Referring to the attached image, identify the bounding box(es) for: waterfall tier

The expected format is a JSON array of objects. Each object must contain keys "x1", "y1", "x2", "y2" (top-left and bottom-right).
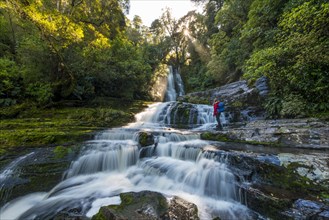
[{"x1": 0, "y1": 101, "x2": 257, "y2": 220}]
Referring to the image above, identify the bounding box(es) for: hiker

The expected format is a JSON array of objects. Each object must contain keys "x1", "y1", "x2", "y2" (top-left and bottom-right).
[{"x1": 213, "y1": 98, "x2": 223, "y2": 130}]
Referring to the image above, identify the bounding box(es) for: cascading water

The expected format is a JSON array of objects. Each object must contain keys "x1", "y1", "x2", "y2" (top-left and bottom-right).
[
  {"x1": 165, "y1": 66, "x2": 185, "y2": 101},
  {"x1": 0, "y1": 101, "x2": 262, "y2": 220},
  {"x1": 0, "y1": 153, "x2": 35, "y2": 204}
]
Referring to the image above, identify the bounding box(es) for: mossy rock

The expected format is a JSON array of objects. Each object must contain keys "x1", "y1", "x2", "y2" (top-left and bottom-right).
[
  {"x1": 137, "y1": 132, "x2": 155, "y2": 147},
  {"x1": 92, "y1": 191, "x2": 199, "y2": 220},
  {"x1": 92, "y1": 191, "x2": 168, "y2": 220},
  {"x1": 168, "y1": 103, "x2": 198, "y2": 127},
  {"x1": 255, "y1": 161, "x2": 328, "y2": 198},
  {"x1": 200, "y1": 132, "x2": 231, "y2": 142}
]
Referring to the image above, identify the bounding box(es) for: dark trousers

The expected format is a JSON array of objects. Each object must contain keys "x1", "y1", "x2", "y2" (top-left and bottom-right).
[{"x1": 215, "y1": 113, "x2": 222, "y2": 129}]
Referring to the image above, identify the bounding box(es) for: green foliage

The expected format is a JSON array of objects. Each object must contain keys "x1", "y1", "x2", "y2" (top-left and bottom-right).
[
  {"x1": 0, "y1": 99, "x2": 148, "y2": 155},
  {"x1": 53, "y1": 146, "x2": 72, "y2": 159},
  {"x1": 0, "y1": 103, "x2": 29, "y2": 119},
  {"x1": 244, "y1": 1, "x2": 329, "y2": 117},
  {"x1": 26, "y1": 82, "x2": 53, "y2": 106},
  {"x1": 264, "y1": 96, "x2": 282, "y2": 119},
  {"x1": 80, "y1": 37, "x2": 152, "y2": 99},
  {"x1": 1, "y1": 0, "x2": 327, "y2": 120},
  {"x1": 0, "y1": 58, "x2": 23, "y2": 106},
  {"x1": 0, "y1": 0, "x2": 157, "y2": 105},
  {"x1": 206, "y1": 0, "x2": 253, "y2": 86},
  {"x1": 265, "y1": 94, "x2": 308, "y2": 119},
  {"x1": 240, "y1": 0, "x2": 286, "y2": 51},
  {"x1": 280, "y1": 94, "x2": 307, "y2": 118}
]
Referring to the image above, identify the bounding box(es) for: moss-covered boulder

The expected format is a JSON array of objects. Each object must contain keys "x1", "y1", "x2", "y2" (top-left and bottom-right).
[
  {"x1": 201, "y1": 118, "x2": 329, "y2": 149},
  {"x1": 179, "y1": 80, "x2": 267, "y2": 123},
  {"x1": 137, "y1": 132, "x2": 155, "y2": 147},
  {"x1": 167, "y1": 102, "x2": 198, "y2": 128},
  {"x1": 91, "y1": 191, "x2": 199, "y2": 220}
]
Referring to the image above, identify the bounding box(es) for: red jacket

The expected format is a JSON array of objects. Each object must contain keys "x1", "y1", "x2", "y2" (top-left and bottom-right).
[{"x1": 213, "y1": 101, "x2": 219, "y2": 116}]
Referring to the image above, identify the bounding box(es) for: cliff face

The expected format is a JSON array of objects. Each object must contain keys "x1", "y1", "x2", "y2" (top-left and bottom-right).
[{"x1": 179, "y1": 78, "x2": 269, "y2": 123}]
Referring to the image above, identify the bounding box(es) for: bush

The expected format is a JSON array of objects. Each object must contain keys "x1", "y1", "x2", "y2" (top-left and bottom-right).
[
  {"x1": 26, "y1": 82, "x2": 53, "y2": 106},
  {"x1": 264, "y1": 96, "x2": 282, "y2": 119},
  {"x1": 280, "y1": 94, "x2": 307, "y2": 118},
  {"x1": 265, "y1": 94, "x2": 307, "y2": 119},
  {"x1": 0, "y1": 58, "x2": 23, "y2": 106}
]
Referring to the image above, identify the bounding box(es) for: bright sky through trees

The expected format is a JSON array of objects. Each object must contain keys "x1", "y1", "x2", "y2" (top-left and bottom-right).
[{"x1": 128, "y1": 0, "x2": 201, "y2": 26}]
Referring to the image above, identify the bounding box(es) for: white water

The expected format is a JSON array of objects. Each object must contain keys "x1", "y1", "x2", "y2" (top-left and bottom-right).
[
  {"x1": 165, "y1": 66, "x2": 185, "y2": 101},
  {"x1": 0, "y1": 152, "x2": 34, "y2": 182},
  {"x1": 173, "y1": 67, "x2": 185, "y2": 97},
  {"x1": 0, "y1": 102, "x2": 258, "y2": 220}
]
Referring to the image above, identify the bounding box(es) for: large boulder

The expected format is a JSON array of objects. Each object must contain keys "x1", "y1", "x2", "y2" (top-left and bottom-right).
[
  {"x1": 91, "y1": 191, "x2": 199, "y2": 220},
  {"x1": 197, "y1": 146, "x2": 329, "y2": 219},
  {"x1": 179, "y1": 80, "x2": 267, "y2": 123},
  {"x1": 283, "y1": 199, "x2": 329, "y2": 219},
  {"x1": 203, "y1": 118, "x2": 329, "y2": 149},
  {"x1": 137, "y1": 131, "x2": 155, "y2": 147}
]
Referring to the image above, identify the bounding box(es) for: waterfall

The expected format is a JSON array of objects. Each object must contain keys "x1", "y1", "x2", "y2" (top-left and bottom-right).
[
  {"x1": 174, "y1": 67, "x2": 185, "y2": 97},
  {"x1": 165, "y1": 66, "x2": 185, "y2": 101},
  {"x1": 0, "y1": 153, "x2": 34, "y2": 182},
  {"x1": 0, "y1": 102, "x2": 259, "y2": 220},
  {"x1": 126, "y1": 101, "x2": 227, "y2": 130},
  {"x1": 0, "y1": 153, "x2": 35, "y2": 204}
]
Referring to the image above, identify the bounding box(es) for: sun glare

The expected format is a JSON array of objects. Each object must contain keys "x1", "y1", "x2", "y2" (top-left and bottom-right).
[{"x1": 183, "y1": 29, "x2": 190, "y2": 37}]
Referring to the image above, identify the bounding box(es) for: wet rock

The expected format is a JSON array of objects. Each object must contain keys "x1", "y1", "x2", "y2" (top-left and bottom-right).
[
  {"x1": 198, "y1": 146, "x2": 329, "y2": 219},
  {"x1": 278, "y1": 153, "x2": 329, "y2": 184},
  {"x1": 216, "y1": 118, "x2": 329, "y2": 149},
  {"x1": 242, "y1": 185, "x2": 292, "y2": 219},
  {"x1": 282, "y1": 199, "x2": 329, "y2": 219},
  {"x1": 180, "y1": 80, "x2": 266, "y2": 123},
  {"x1": 0, "y1": 147, "x2": 77, "y2": 206},
  {"x1": 91, "y1": 191, "x2": 199, "y2": 220},
  {"x1": 168, "y1": 102, "x2": 199, "y2": 128},
  {"x1": 53, "y1": 208, "x2": 88, "y2": 220},
  {"x1": 137, "y1": 131, "x2": 155, "y2": 147},
  {"x1": 255, "y1": 76, "x2": 269, "y2": 97},
  {"x1": 166, "y1": 196, "x2": 199, "y2": 220}
]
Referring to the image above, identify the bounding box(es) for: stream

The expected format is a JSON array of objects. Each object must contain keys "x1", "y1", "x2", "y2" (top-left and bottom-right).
[
  {"x1": 1, "y1": 67, "x2": 328, "y2": 219},
  {"x1": 0, "y1": 101, "x2": 262, "y2": 220}
]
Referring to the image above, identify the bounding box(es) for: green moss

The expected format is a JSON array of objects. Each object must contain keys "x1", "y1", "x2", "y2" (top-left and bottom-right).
[
  {"x1": 257, "y1": 162, "x2": 328, "y2": 199},
  {"x1": 0, "y1": 99, "x2": 149, "y2": 156},
  {"x1": 320, "y1": 192, "x2": 329, "y2": 205},
  {"x1": 120, "y1": 193, "x2": 134, "y2": 207},
  {"x1": 231, "y1": 101, "x2": 243, "y2": 108},
  {"x1": 53, "y1": 146, "x2": 72, "y2": 159},
  {"x1": 183, "y1": 96, "x2": 209, "y2": 105},
  {"x1": 200, "y1": 132, "x2": 284, "y2": 147},
  {"x1": 1, "y1": 161, "x2": 70, "y2": 204},
  {"x1": 310, "y1": 112, "x2": 329, "y2": 121},
  {"x1": 200, "y1": 132, "x2": 230, "y2": 142},
  {"x1": 92, "y1": 191, "x2": 169, "y2": 220},
  {"x1": 138, "y1": 132, "x2": 149, "y2": 147}
]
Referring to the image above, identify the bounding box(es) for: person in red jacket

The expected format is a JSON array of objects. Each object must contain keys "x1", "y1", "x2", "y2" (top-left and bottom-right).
[{"x1": 213, "y1": 98, "x2": 223, "y2": 130}]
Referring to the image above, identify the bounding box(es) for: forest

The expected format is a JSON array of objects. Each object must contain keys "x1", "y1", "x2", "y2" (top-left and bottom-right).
[
  {"x1": 1, "y1": 0, "x2": 328, "y2": 118},
  {"x1": 0, "y1": 1, "x2": 329, "y2": 218}
]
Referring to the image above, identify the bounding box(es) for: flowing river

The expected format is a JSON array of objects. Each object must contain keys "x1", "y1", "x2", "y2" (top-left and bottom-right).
[
  {"x1": 0, "y1": 101, "x2": 264, "y2": 220},
  {"x1": 1, "y1": 67, "x2": 328, "y2": 220},
  {"x1": 0, "y1": 67, "x2": 268, "y2": 219}
]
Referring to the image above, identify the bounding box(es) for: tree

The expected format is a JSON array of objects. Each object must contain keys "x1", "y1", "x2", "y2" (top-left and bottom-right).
[
  {"x1": 206, "y1": 0, "x2": 252, "y2": 86},
  {"x1": 240, "y1": 0, "x2": 287, "y2": 54},
  {"x1": 244, "y1": 0, "x2": 329, "y2": 116}
]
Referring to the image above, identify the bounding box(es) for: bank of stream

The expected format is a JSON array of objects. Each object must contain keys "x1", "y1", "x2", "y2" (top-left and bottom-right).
[
  {"x1": 1, "y1": 75, "x2": 328, "y2": 219},
  {"x1": 0, "y1": 101, "x2": 328, "y2": 220}
]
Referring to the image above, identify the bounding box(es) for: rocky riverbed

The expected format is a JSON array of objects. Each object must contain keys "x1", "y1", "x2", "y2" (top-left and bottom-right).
[{"x1": 1, "y1": 80, "x2": 328, "y2": 219}]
